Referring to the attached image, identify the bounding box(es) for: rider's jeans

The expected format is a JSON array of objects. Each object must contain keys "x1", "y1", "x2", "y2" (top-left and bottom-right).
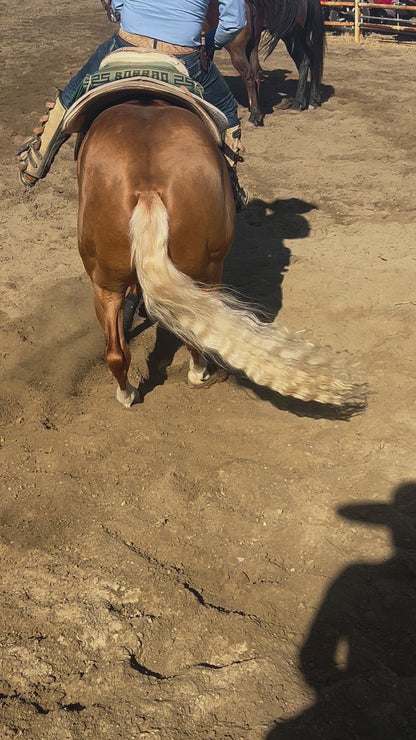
[
  {"x1": 178, "y1": 51, "x2": 239, "y2": 127},
  {"x1": 60, "y1": 33, "x2": 130, "y2": 108},
  {"x1": 59, "y1": 33, "x2": 239, "y2": 128}
]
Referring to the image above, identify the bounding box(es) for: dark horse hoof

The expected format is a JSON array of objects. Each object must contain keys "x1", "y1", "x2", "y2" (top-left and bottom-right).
[
  {"x1": 290, "y1": 101, "x2": 304, "y2": 113},
  {"x1": 248, "y1": 113, "x2": 264, "y2": 126}
]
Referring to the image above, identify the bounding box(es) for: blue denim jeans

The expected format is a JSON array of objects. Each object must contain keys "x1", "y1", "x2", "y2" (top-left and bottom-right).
[
  {"x1": 60, "y1": 33, "x2": 129, "y2": 107},
  {"x1": 178, "y1": 51, "x2": 239, "y2": 127},
  {"x1": 60, "y1": 33, "x2": 238, "y2": 127}
]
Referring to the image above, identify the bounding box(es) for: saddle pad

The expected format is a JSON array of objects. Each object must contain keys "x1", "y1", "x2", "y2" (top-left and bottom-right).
[
  {"x1": 63, "y1": 77, "x2": 228, "y2": 144},
  {"x1": 75, "y1": 48, "x2": 203, "y2": 100},
  {"x1": 100, "y1": 48, "x2": 192, "y2": 76}
]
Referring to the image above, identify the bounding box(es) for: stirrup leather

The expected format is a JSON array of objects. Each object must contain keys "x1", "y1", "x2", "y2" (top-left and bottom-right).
[
  {"x1": 227, "y1": 164, "x2": 249, "y2": 214},
  {"x1": 223, "y1": 125, "x2": 248, "y2": 213}
]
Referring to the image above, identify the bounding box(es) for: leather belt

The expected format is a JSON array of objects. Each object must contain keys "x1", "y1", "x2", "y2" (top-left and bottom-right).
[{"x1": 119, "y1": 29, "x2": 197, "y2": 56}]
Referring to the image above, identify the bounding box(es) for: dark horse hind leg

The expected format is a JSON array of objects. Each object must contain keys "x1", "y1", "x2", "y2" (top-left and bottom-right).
[
  {"x1": 294, "y1": 49, "x2": 321, "y2": 110},
  {"x1": 284, "y1": 20, "x2": 322, "y2": 111},
  {"x1": 226, "y1": 12, "x2": 264, "y2": 127},
  {"x1": 308, "y1": 63, "x2": 322, "y2": 109},
  {"x1": 284, "y1": 36, "x2": 309, "y2": 112},
  {"x1": 227, "y1": 37, "x2": 264, "y2": 126},
  {"x1": 292, "y1": 54, "x2": 310, "y2": 111}
]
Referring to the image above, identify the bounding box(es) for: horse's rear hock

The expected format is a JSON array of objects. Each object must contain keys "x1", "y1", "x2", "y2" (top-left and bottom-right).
[{"x1": 92, "y1": 284, "x2": 140, "y2": 408}]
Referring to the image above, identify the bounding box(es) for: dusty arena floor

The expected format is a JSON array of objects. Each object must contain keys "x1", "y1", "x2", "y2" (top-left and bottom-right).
[{"x1": 1, "y1": 2, "x2": 416, "y2": 737}]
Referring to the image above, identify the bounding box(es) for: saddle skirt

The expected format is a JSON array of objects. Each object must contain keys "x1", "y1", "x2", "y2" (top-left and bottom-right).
[{"x1": 62, "y1": 48, "x2": 228, "y2": 146}]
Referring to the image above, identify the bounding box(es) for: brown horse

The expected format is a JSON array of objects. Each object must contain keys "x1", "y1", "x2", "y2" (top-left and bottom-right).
[
  {"x1": 207, "y1": 0, "x2": 325, "y2": 126},
  {"x1": 76, "y1": 98, "x2": 364, "y2": 410}
]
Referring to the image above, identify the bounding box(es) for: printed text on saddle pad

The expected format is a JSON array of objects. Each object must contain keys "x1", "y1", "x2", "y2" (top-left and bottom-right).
[{"x1": 76, "y1": 62, "x2": 203, "y2": 100}]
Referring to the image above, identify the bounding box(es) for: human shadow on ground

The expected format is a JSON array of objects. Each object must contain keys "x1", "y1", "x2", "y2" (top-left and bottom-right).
[
  {"x1": 266, "y1": 481, "x2": 416, "y2": 740},
  {"x1": 224, "y1": 67, "x2": 334, "y2": 119},
  {"x1": 128, "y1": 196, "x2": 315, "y2": 401}
]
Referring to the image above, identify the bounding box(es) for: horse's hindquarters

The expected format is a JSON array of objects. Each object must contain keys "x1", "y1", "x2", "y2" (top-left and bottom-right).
[
  {"x1": 78, "y1": 101, "x2": 234, "y2": 284},
  {"x1": 76, "y1": 100, "x2": 236, "y2": 405}
]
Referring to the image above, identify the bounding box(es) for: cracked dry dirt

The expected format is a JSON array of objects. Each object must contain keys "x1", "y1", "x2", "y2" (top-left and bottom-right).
[{"x1": 1, "y1": 2, "x2": 416, "y2": 738}]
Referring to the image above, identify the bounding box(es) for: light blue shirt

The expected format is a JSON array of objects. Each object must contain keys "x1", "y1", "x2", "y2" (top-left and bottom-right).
[{"x1": 111, "y1": 0, "x2": 246, "y2": 49}]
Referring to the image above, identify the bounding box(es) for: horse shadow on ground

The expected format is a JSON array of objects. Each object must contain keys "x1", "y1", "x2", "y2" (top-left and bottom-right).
[
  {"x1": 224, "y1": 67, "x2": 334, "y2": 118},
  {"x1": 265, "y1": 481, "x2": 416, "y2": 740},
  {"x1": 223, "y1": 196, "x2": 313, "y2": 316},
  {"x1": 128, "y1": 196, "x2": 317, "y2": 403}
]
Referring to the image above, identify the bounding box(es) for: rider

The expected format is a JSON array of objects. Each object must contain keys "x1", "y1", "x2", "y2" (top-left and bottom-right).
[{"x1": 17, "y1": 0, "x2": 248, "y2": 211}]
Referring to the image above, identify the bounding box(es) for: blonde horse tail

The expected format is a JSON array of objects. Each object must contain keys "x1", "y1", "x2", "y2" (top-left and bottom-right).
[{"x1": 130, "y1": 192, "x2": 366, "y2": 408}]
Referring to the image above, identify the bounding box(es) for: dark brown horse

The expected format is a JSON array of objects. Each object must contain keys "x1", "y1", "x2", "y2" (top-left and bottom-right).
[
  {"x1": 207, "y1": 0, "x2": 325, "y2": 126},
  {"x1": 76, "y1": 98, "x2": 364, "y2": 409}
]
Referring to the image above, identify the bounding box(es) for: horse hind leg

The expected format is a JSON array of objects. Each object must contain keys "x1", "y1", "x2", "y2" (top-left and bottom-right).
[
  {"x1": 308, "y1": 64, "x2": 322, "y2": 109},
  {"x1": 186, "y1": 273, "x2": 228, "y2": 389},
  {"x1": 187, "y1": 346, "x2": 210, "y2": 387},
  {"x1": 283, "y1": 37, "x2": 309, "y2": 112},
  {"x1": 290, "y1": 53, "x2": 310, "y2": 112},
  {"x1": 92, "y1": 283, "x2": 140, "y2": 407},
  {"x1": 186, "y1": 345, "x2": 228, "y2": 389},
  {"x1": 227, "y1": 33, "x2": 264, "y2": 127}
]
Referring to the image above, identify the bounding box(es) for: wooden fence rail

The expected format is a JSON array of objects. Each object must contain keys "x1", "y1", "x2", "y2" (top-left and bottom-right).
[{"x1": 320, "y1": 0, "x2": 416, "y2": 41}]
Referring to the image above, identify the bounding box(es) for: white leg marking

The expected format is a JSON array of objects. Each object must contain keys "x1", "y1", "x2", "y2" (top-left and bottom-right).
[
  {"x1": 188, "y1": 355, "x2": 210, "y2": 387},
  {"x1": 116, "y1": 379, "x2": 140, "y2": 408}
]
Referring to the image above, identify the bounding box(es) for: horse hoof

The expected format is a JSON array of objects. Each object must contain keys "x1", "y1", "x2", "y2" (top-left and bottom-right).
[
  {"x1": 187, "y1": 368, "x2": 228, "y2": 389},
  {"x1": 116, "y1": 381, "x2": 140, "y2": 407},
  {"x1": 248, "y1": 114, "x2": 264, "y2": 127},
  {"x1": 275, "y1": 98, "x2": 293, "y2": 111}
]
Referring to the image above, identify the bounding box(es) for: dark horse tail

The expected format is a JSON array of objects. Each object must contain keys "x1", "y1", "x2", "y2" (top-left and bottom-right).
[{"x1": 255, "y1": 0, "x2": 326, "y2": 84}]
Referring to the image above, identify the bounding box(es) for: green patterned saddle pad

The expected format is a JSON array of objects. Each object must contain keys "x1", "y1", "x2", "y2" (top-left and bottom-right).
[{"x1": 75, "y1": 49, "x2": 203, "y2": 101}]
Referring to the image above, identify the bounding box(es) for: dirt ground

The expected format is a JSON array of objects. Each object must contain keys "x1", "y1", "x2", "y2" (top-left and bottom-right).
[{"x1": 1, "y1": 2, "x2": 416, "y2": 738}]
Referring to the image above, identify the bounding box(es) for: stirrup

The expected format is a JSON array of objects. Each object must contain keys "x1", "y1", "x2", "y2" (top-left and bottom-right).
[
  {"x1": 16, "y1": 96, "x2": 69, "y2": 187},
  {"x1": 228, "y1": 166, "x2": 249, "y2": 213}
]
